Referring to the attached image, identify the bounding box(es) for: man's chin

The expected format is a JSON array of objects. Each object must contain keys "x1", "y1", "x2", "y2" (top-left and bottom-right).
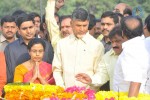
[
  {"x1": 26, "y1": 37, "x2": 34, "y2": 40},
  {"x1": 102, "y1": 33, "x2": 109, "y2": 37},
  {"x1": 62, "y1": 33, "x2": 70, "y2": 38},
  {"x1": 6, "y1": 36, "x2": 14, "y2": 39},
  {"x1": 76, "y1": 34, "x2": 85, "y2": 39},
  {"x1": 113, "y1": 49, "x2": 121, "y2": 55}
]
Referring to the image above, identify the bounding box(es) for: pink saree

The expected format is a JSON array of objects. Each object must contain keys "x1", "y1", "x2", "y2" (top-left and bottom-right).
[{"x1": 23, "y1": 62, "x2": 55, "y2": 85}]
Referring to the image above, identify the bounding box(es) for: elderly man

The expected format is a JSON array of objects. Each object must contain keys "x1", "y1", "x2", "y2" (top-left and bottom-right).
[
  {"x1": 52, "y1": 8, "x2": 104, "y2": 91},
  {"x1": 113, "y1": 3, "x2": 132, "y2": 16},
  {"x1": 113, "y1": 16, "x2": 149, "y2": 97},
  {"x1": 45, "y1": 0, "x2": 73, "y2": 49}
]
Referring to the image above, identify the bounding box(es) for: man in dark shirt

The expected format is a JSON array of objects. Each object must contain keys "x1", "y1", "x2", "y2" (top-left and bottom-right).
[
  {"x1": 4, "y1": 14, "x2": 54, "y2": 83},
  {"x1": 100, "y1": 11, "x2": 119, "y2": 53},
  {"x1": 99, "y1": 11, "x2": 119, "y2": 91}
]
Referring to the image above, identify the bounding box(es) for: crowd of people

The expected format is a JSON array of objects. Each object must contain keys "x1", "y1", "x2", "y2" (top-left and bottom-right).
[{"x1": 0, "y1": 0, "x2": 150, "y2": 98}]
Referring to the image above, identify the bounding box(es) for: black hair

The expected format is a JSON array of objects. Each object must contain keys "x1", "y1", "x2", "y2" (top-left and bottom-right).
[
  {"x1": 59, "y1": 15, "x2": 72, "y2": 30},
  {"x1": 60, "y1": 15, "x2": 71, "y2": 24},
  {"x1": 115, "y1": 13, "x2": 123, "y2": 24},
  {"x1": 17, "y1": 14, "x2": 34, "y2": 28},
  {"x1": 96, "y1": 19, "x2": 101, "y2": 23},
  {"x1": 42, "y1": 14, "x2": 46, "y2": 23},
  {"x1": 12, "y1": 10, "x2": 26, "y2": 16},
  {"x1": 88, "y1": 14, "x2": 96, "y2": 30},
  {"x1": 40, "y1": 23, "x2": 44, "y2": 32},
  {"x1": 121, "y1": 16, "x2": 143, "y2": 39},
  {"x1": 29, "y1": 12, "x2": 41, "y2": 22},
  {"x1": 12, "y1": 10, "x2": 26, "y2": 22},
  {"x1": 55, "y1": 13, "x2": 60, "y2": 22},
  {"x1": 123, "y1": 7, "x2": 132, "y2": 16},
  {"x1": 116, "y1": 13, "x2": 123, "y2": 18},
  {"x1": 28, "y1": 38, "x2": 46, "y2": 51},
  {"x1": 145, "y1": 14, "x2": 150, "y2": 32},
  {"x1": 109, "y1": 25, "x2": 122, "y2": 39},
  {"x1": 72, "y1": 8, "x2": 89, "y2": 21},
  {"x1": 1, "y1": 15, "x2": 16, "y2": 26},
  {"x1": 101, "y1": 11, "x2": 119, "y2": 24}
]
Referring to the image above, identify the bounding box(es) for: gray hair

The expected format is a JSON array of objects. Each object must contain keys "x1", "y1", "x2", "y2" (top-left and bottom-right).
[{"x1": 71, "y1": 8, "x2": 89, "y2": 21}]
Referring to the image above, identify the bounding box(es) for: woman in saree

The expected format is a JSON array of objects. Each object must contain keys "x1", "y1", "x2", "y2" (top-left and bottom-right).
[
  {"x1": 0, "y1": 52, "x2": 6, "y2": 96},
  {"x1": 14, "y1": 38, "x2": 55, "y2": 84}
]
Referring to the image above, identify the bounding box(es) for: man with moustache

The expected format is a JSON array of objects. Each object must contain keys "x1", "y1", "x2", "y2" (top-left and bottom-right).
[
  {"x1": 45, "y1": 0, "x2": 73, "y2": 49},
  {"x1": 60, "y1": 15, "x2": 73, "y2": 38},
  {"x1": 94, "y1": 19, "x2": 103, "y2": 40},
  {"x1": 113, "y1": 16, "x2": 149, "y2": 97},
  {"x1": 100, "y1": 11, "x2": 119, "y2": 53},
  {"x1": 76, "y1": 25, "x2": 125, "y2": 90},
  {"x1": 98, "y1": 11, "x2": 119, "y2": 90},
  {"x1": 0, "y1": 15, "x2": 18, "y2": 52}
]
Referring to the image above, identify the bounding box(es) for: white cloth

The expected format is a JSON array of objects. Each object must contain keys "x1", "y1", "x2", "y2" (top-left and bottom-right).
[
  {"x1": 144, "y1": 37, "x2": 150, "y2": 94},
  {"x1": 91, "y1": 49, "x2": 118, "y2": 90},
  {"x1": 113, "y1": 36, "x2": 150, "y2": 93},
  {"x1": 52, "y1": 32, "x2": 104, "y2": 91}
]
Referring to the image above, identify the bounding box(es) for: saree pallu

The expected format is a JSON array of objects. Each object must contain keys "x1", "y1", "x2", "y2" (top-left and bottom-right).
[
  {"x1": 23, "y1": 62, "x2": 55, "y2": 84},
  {"x1": 0, "y1": 52, "x2": 6, "y2": 96},
  {"x1": 14, "y1": 62, "x2": 55, "y2": 85}
]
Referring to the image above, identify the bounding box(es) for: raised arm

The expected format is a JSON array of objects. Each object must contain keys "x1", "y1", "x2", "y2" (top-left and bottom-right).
[{"x1": 45, "y1": 0, "x2": 64, "y2": 49}]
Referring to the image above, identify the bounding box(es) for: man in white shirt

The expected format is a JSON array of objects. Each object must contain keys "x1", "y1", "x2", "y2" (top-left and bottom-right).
[
  {"x1": 52, "y1": 8, "x2": 104, "y2": 91},
  {"x1": 75, "y1": 25, "x2": 125, "y2": 90},
  {"x1": 143, "y1": 14, "x2": 150, "y2": 94},
  {"x1": 113, "y1": 16, "x2": 149, "y2": 97},
  {"x1": 45, "y1": 0, "x2": 73, "y2": 49}
]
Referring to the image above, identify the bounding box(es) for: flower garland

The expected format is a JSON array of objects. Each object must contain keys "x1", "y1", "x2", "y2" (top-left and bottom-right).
[
  {"x1": 4, "y1": 83, "x2": 150, "y2": 100},
  {"x1": 4, "y1": 83, "x2": 64, "y2": 100},
  {"x1": 41, "y1": 86, "x2": 95, "y2": 100},
  {"x1": 95, "y1": 91, "x2": 150, "y2": 100}
]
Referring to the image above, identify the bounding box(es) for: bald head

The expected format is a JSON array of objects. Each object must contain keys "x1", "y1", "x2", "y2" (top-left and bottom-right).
[
  {"x1": 114, "y1": 3, "x2": 131, "y2": 15},
  {"x1": 121, "y1": 16, "x2": 143, "y2": 39},
  {"x1": 126, "y1": 18, "x2": 140, "y2": 30}
]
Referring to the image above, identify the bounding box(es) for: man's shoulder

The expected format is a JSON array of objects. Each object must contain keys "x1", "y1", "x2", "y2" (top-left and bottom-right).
[
  {"x1": 57, "y1": 35, "x2": 72, "y2": 44},
  {"x1": 5, "y1": 39, "x2": 20, "y2": 49},
  {"x1": 89, "y1": 34, "x2": 103, "y2": 44},
  {"x1": 43, "y1": 39, "x2": 51, "y2": 45},
  {"x1": 104, "y1": 49, "x2": 117, "y2": 59},
  {"x1": 105, "y1": 49, "x2": 115, "y2": 55},
  {"x1": 90, "y1": 37, "x2": 104, "y2": 49}
]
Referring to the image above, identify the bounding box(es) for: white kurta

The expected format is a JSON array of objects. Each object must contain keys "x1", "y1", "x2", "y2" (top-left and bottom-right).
[
  {"x1": 144, "y1": 37, "x2": 150, "y2": 94},
  {"x1": 52, "y1": 32, "x2": 104, "y2": 91},
  {"x1": 113, "y1": 36, "x2": 150, "y2": 93},
  {"x1": 91, "y1": 49, "x2": 118, "y2": 90}
]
